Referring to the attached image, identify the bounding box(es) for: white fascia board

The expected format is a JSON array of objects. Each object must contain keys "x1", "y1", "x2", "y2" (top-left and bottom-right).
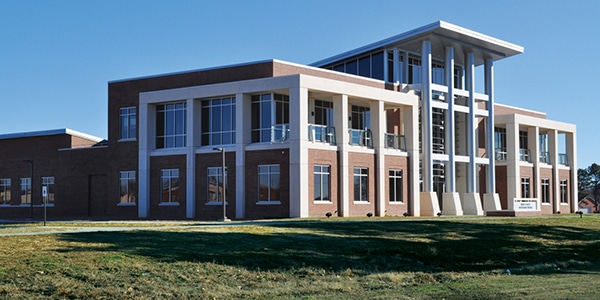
[
  {"x1": 0, "y1": 128, "x2": 104, "y2": 142},
  {"x1": 495, "y1": 102, "x2": 546, "y2": 118},
  {"x1": 495, "y1": 113, "x2": 576, "y2": 133}
]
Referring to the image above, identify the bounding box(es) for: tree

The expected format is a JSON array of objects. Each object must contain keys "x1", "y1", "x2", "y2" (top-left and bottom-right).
[{"x1": 578, "y1": 163, "x2": 600, "y2": 212}]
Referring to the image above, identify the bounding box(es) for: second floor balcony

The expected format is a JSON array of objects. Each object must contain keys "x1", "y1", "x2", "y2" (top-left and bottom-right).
[
  {"x1": 519, "y1": 149, "x2": 530, "y2": 162},
  {"x1": 349, "y1": 129, "x2": 372, "y2": 148},
  {"x1": 308, "y1": 124, "x2": 336, "y2": 145},
  {"x1": 271, "y1": 124, "x2": 290, "y2": 143},
  {"x1": 384, "y1": 133, "x2": 406, "y2": 151}
]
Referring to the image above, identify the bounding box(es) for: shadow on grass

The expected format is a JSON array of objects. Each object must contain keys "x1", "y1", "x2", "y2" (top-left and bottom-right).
[{"x1": 57, "y1": 219, "x2": 600, "y2": 275}]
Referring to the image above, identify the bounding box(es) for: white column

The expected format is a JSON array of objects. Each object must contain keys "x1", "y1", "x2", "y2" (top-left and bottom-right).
[
  {"x1": 549, "y1": 129, "x2": 560, "y2": 212},
  {"x1": 529, "y1": 126, "x2": 540, "y2": 203},
  {"x1": 445, "y1": 46, "x2": 456, "y2": 192},
  {"x1": 335, "y1": 94, "x2": 350, "y2": 216},
  {"x1": 383, "y1": 50, "x2": 389, "y2": 83},
  {"x1": 185, "y1": 98, "x2": 196, "y2": 218},
  {"x1": 289, "y1": 86, "x2": 309, "y2": 218},
  {"x1": 404, "y1": 104, "x2": 420, "y2": 216},
  {"x1": 371, "y1": 100, "x2": 386, "y2": 216},
  {"x1": 421, "y1": 40, "x2": 433, "y2": 192},
  {"x1": 138, "y1": 102, "x2": 152, "y2": 218},
  {"x1": 466, "y1": 52, "x2": 477, "y2": 193},
  {"x1": 567, "y1": 132, "x2": 577, "y2": 213},
  {"x1": 402, "y1": 51, "x2": 409, "y2": 85},
  {"x1": 506, "y1": 118, "x2": 520, "y2": 210},
  {"x1": 485, "y1": 58, "x2": 496, "y2": 194},
  {"x1": 235, "y1": 93, "x2": 248, "y2": 219}
]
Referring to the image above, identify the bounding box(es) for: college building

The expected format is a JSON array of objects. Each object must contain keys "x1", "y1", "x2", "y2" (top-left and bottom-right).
[{"x1": 0, "y1": 21, "x2": 577, "y2": 220}]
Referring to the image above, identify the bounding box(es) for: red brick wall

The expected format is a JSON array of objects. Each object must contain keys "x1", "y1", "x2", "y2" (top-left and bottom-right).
[
  {"x1": 307, "y1": 149, "x2": 338, "y2": 217},
  {"x1": 244, "y1": 149, "x2": 290, "y2": 219},
  {"x1": 539, "y1": 168, "x2": 554, "y2": 214},
  {"x1": 495, "y1": 166, "x2": 508, "y2": 209},
  {"x1": 559, "y1": 169, "x2": 572, "y2": 213}
]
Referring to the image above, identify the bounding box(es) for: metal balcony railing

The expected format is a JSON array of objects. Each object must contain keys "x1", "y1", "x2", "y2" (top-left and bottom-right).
[
  {"x1": 539, "y1": 151, "x2": 551, "y2": 164},
  {"x1": 384, "y1": 133, "x2": 406, "y2": 151},
  {"x1": 308, "y1": 125, "x2": 336, "y2": 145},
  {"x1": 558, "y1": 153, "x2": 568, "y2": 166},
  {"x1": 495, "y1": 148, "x2": 507, "y2": 161},
  {"x1": 349, "y1": 129, "x2": 372, "y2": 148},
  {"x1": 519, "y1": 149, "x2": 531, "y2": 162},
  {"x1": 271, "y1": 124, "x2": 290, "y2": 142}
]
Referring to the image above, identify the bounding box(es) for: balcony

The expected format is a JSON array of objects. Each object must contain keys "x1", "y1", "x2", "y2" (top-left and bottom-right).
[
  {"x1": 558, "y1": 153, "x2": 568, "y2": 166},
  {"x1": 495, "y1": 148, "x2": 507, "y2": 161},
  {"x1": 349, "y1": 129, "x2": 372, "y2": 148},
  {"x1": 539, "y1": 151, "x2": 551, "y2": 164},
  {"x1": 271, "y1": 124, "x2": 290, "y2": 142},
  {"x1": 384, "y1": 133, "x2": 406, "y2": 151},
  {"x1": 519, "y1": 149, "x2": 531, "y2": 162},
  {"x1": 308, "y1": 125, "x2": 336, "y2": 145}
]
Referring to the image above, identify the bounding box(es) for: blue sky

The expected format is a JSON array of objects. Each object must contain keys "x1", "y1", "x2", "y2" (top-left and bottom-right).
[{"x1": 1, "y1": 0, "x2": 598, "y2": 167}]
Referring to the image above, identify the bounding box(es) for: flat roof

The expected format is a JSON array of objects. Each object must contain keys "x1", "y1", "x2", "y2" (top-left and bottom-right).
[
  {"x1": 0, "y1": 128, "x2": 104, "y2": 142},
  {"x1": 312, "y1": 20, "x2": 524, "y2": 67}
]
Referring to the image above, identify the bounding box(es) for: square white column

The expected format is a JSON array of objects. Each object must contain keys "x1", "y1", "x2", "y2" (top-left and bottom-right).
[{"x1": 289, "y1": 86, "x2": 309, "y2": 218}]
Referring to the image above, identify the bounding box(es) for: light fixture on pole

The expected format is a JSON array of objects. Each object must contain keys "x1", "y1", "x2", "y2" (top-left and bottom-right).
[{"x1": 213, "y1": 147, "x2": 229, "y2": 221}]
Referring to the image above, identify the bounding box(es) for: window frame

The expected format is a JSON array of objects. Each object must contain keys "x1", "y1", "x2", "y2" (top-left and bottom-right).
[
  {"x1": 251, "y1": 93, "x2": 289, "y2": 143},
  {"x1": 389, "y1": 169, "x2": 403, "y2": 203},
  {"x1": 560, "y1": 179, "x2": 568, "y2": 204},
  {"x1": 207, "y1": 166, "x2": 228, "y2": 204},
  {"x1": 201, "y1": 97, "x2": 236, "y2": 146},
  {"x1": 119, "y1": 171, "x2": 137, "y2": 205},
  {"x1": 156, "y1": 102, "x2": 187, "y2": 149},
  {"x1": 353, "y1": 167, "x2": 369, "y2": 202},
  {"x1": 20, "y1": 178, "x2": 31, "y2": 205},
  {"x1": 160, "y1": 169, "x2": 180, "y2": 205},
  {"x1": 119, "y1": 106, "x2": 137, "y2": 141},
  {"x1": 0, "y1": 178, "x2": 10, "y2": 205},
  {"x1": 521, "y1": 177, "x2": 530, "y2": 198},
  {"x1": 41, "y1": 177, "x2": 55, "y2": 206},
  {"x1": 541, "y1": 178, "x2": 550, "y2": 204},
  {"x1": 257, "y1": 164, "x2": 281, "y2": 204},
  {"x1": 313, "y1": 165, "x2": 331, "y2": 202}
]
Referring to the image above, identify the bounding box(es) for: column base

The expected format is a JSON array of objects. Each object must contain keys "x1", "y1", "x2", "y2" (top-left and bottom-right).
[
  {"x1": 483, "y1": 193, "x2": 502, "y2": 211},
  {"x1": 442, "y1": 192, "x2": 463, "y2": 216},
  {"x1": 420, "y1": 192, "x2": 441, "y2": 216},
  {"x1": 461, "y1": 193, "x2": 484, "y2": 216}
]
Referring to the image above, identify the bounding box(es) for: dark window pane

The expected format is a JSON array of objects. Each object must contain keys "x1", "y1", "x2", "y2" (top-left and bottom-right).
[
  {"x1": 359, "y1": 56, "x2": 370, "y2": 77},
  {"x1": 371, "y1": 51, "x2": 384, "y2": 80},
  {"x1": 346, "y1": 59, "x2": 358, "y2": 75}
]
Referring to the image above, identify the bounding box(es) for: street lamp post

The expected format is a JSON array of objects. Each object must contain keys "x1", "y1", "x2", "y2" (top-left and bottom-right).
[
  {"x1": 23, "y1": 160, "x2": 33, "y2": 219},
  {"x1": 213, "y1": 148, "x2": 229, "y2": 221}
]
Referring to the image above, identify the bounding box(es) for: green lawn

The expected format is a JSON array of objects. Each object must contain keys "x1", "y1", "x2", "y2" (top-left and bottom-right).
[{"x1": 1, "y1": 216, "x2": 599, "y2": 299}]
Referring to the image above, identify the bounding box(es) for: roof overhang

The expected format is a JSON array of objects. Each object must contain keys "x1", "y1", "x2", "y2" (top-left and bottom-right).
[{"x1": 312, "y1": 21, "x2": 524, "y2": 67}]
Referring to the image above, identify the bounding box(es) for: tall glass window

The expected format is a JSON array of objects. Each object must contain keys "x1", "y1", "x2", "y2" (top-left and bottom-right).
[
  {"x1": 41, "y1": 177, "x2": 55, "y2": 205},
  {"x1": 560, "y1": 179, "x2": 568, "y2": 203},
  {"x1": 351, "y1": 105, "x2": 370, "y2": 130},
  {"x1": 20, "y1": 178, "x2": 31, "y2": 205},
  {"x1": 0, "y1": 179, "x2": 10, "y2": 205},
  {"x1": 314, "y1": 100, "x2": 334, "y2": 126},
  {"x1": 353, "y1": 167, "x2": 368, "y2": 202},
  {"x1": 408, "y1": 56, "x2": 421, "y2": 84},
  {"x1": 314, "y1": 165, "x2": 330, "y2": 202},
  {"x1": 432, "y1": 62, "x2": 444, "y2": 85},
  {"x1": 494, "y1": 127, "x2": 507, "y2": 160},
  {"x1": 251, "y1": 93, "x2": 289, "y2": 143},
  {"x1": 119, "y1": 107, "x2": 137, "y2": 140},
  {"x1": 161, "y1": 169, "x2": 179, "y2": 203},
  {"x1": 389, "y1": 169, "x2": 403, "y2": 203},
  {"x1": 541, "y1": 178, "x2": 550, "y2": 204},
  {"x1": 521, "y1": 177, "x2": 530, "y2": 198},
  {"x1": 258, "y1": 165, "x2": 280, "y2": 202},
  {"x1": 207, "y1": 167, "x2": 227, "y2": 203},
  {"x1": 119, "y1": 171, "x2": 136, "y2": 204},
  {"x1": 201, "y1": 97, "x2": 236, "y2": 146},
  {"x1": 156, "y1": 103, "x2": 186, "y2": 149}
]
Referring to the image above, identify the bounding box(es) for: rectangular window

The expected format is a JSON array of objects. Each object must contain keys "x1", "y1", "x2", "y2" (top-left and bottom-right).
[
  {"x1": 251, "y1": 93, "x2": 289, "y2": 143},
  {"x1": 119, "y1": 107, "x2": 137, "y2": 140},
  {"x1": 41, "y1": 177, "x2": 55, "y2": 205},
  {"x1": 20, "y1": 178, "x2": 31, "y2": 205},
  {"x1": 160, "y1": 169, "x2": 179, "y2": 203},
  {"x1": 207, "y1": 167, "x2": 227, "y2": 203},
  {"x1": 258, "y1": 164, "x2": 280, "y2": 202},
  {"x1": 313, "y1": 165, "x2": 330, "y2": 202},
  {"x1": 0, "y1": 179, "x2": 10, "y2": 205},
  {"x1": 119, "y1": 171, "x2": 136, "y2": 204},
  {"x1": 432, "y1": 62, "x2": 444, "y2": 85},
  {"x1": 408, "y1": 56, "x2": 421, "y2": 84},
  {"x1": 541, "y1": 178, "x2": 550, "y2": 204},
  {"x1": 389, "y1": 169, "x2": 403, "y2": 203},
  {"x1": 494, "y1": 127, "x2": 507, "y2": 160},
  {"x1": 156, "y1": 102, "x2": 186, "y2": 149},
  {"x1": 201, "y1": 97, "x2": 236, "y2": 146},
  {"x1": 314, "y1": 100, "x2": 334, "y2": 126},
  {"x1": 354, "y1": 167, "x2": 368, "y2": 202},
  {"x1": 521, "y1": 177, "x2": 530, "y2": 198},
  {"x1": 560, "y1": 179, "x2": 568, "y2": 203}
]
